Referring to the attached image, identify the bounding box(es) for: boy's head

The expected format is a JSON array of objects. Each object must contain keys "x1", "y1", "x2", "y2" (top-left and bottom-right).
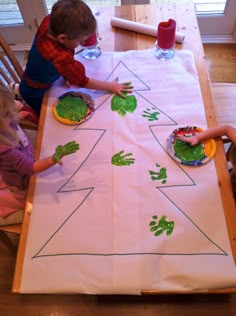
[{"x1": 49, "y1": 0, "x2": 97, "y2": 48}]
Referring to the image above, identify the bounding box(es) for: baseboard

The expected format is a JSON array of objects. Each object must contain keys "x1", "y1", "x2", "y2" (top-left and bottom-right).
[
  {"x1": 201, "y1": 34, "x2": 236, "y2": 44},
  {"x1": 4, "y1": 33, "x2": 236, "y2": 51},
  {"x1": 8, "y1": 43, "x2": 32, "y2": 51}
]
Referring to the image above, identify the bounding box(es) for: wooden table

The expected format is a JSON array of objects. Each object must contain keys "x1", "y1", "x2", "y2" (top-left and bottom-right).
[{"x1": 13, "y1": 2, "x2": 236, "y2": 294}]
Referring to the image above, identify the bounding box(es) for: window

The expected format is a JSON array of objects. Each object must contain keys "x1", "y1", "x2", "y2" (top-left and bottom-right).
[
  {"x1": 192, "y1": 0, "x2": 227, "y2": 15},
  {"x1": 0, "y1": 0, "x2": 235, "y2": 44},
  {"x1": 150, "y1": 1, "x2": 227, "y2": 15},
  {"x1": 0, "y1": 0, "x2": 23, "y2": 26},
  {"x1": 46, "y1": 0, "x2": 120, "y2": 11}
]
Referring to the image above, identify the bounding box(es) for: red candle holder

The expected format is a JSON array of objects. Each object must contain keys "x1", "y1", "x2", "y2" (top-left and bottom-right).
[
  {"x1": 83, "y1": 33, "x2": 98, "y2": 47},
  {"x1": 155, "y1": 19, "x2": 176, "y2": 60},
  {"x1": 81, "y1": 32, "x2": 101, "y2": 60}
]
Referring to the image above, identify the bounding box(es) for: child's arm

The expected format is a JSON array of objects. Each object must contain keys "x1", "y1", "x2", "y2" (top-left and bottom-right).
[
  {"x1": 177, "y1": 125, "x2": 236, "y2": 145},
  {"x1": 85, "y1": 78, "x2": 133, "y2": 98},
  {"x1": 32, "y1": 141, "x2": 79, "y2": 174}
]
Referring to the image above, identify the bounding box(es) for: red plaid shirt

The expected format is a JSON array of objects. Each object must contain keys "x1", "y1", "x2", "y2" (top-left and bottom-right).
[{"x1": 24, "y1": 15, "x2": 89, "y2": 88}]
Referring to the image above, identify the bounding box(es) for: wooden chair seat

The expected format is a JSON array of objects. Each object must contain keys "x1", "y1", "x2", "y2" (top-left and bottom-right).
[
  {"x1": 0, "y1": 211, "x2": 23, "y2": 254},
  {"x1": 0, "y1": 210, "x2": 24, "y2": 226}
]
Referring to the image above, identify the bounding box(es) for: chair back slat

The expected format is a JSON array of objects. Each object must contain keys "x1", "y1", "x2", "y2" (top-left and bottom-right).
[
  {"x1": 0, "y1": 65, "x2": 11, "y2": 84},
  {"x1": 0, "y1": 31, "x2": 24, "y2": 87},
  {"x1": 0, "y1": 51, "x2": 20, "y2": 83}
]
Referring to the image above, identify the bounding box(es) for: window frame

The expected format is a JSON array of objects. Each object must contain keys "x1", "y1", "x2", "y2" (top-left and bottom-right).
[{"x1": 0, "y1": 0, "x2": 235, "y2": 45}]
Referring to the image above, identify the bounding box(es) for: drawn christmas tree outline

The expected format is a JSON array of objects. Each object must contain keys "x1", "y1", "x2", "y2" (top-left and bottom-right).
[{"x1": 32, "y1": 59, "x2": 227, "y2": 259}]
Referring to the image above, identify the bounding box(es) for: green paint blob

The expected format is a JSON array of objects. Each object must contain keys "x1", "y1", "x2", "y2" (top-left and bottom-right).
[
  {"x1": 111, "y1": 94, "x2": 137, "y2": 116},
  {"x1": 56, "y1": 95, "x2": 88, "y2": 122},
  {"x1": 174, "y1": 139, "x2": 205, "y2": 162}
]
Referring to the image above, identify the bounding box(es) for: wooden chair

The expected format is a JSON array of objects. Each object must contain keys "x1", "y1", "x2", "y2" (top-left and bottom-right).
[
  {"x1": 0, "y1": 32, "x2": 37, "y2": 253},
  {"x1": 0, "y1": 31, "x2": 38, "y2": 130},
  {"x1": 0, "y1": 212, "x2": 23, "y2": 255}
]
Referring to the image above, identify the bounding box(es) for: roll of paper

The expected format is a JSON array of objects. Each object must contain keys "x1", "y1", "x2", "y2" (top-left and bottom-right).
[{"x1": 111, "y1": 17, "x2": 185, "y2": 44}]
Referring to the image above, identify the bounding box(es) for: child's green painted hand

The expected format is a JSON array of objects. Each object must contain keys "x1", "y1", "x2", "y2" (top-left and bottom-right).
[
  {"x1": 110, "y1": 78, "x2": 133, "y2": 98},
  {"x1": 53, "y1": 141, "x2": 80, "y2": 164}
]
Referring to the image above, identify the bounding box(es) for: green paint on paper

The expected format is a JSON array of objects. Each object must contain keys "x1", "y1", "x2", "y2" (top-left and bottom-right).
[
  {"x1": 111, "y1": 94, "x2": 137, "y2": 116},
  {"x1": 174, "y1": 139, "x2": 205, "y2": 162},
  {"x1": 111, "y1": 150, "x2": 135, "y2": 166},
  {"x1": 142, "y1": 107, "x2": 160, "y2": 121},
  {"x1": 56, "y1": 95, "x2": 87, "y2": 122},
  {"x1": 149, "y1": 215, "x2": 174, "y2": 236},
  {"x1": 149, "y1": 163, "x2": 167, "y2": 184}
]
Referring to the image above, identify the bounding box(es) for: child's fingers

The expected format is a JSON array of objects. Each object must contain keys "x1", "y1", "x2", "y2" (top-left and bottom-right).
[
  {"x1": 122, "y1": 88, "x2": 133, "y2": 94},
  {"x1": 117, "y1": 91, "x2": 125, "y2": 98},
  {"x1": 121, "y1": 84, "x2": 133, "y2": 93},
  {"x1": 122, "y1": 153, "x2": 133, "y2": 158},
  {"x1": 64, "y1": 141, "x2": 79, "y2": 148},
  {"x1": 111, "y1": 82, "x2": 133, "y2": 97},
  {"x1": 123, "y1": 82, "x2": 133, "y2": 89}
]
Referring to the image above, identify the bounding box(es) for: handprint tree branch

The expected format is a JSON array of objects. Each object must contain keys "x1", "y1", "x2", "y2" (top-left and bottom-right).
[
  {"x1": 111, "y1": 150, "x2": 135, "y2": 166},
  {"x1": 142, "y1": 107, "x2": 160, "y2": 121},
  {"x1": 149, "y1": 163, "x2": 168, "y2": 184},
  {"x1": 149, "y1": 215, "x2": 175, "y2": 236}
]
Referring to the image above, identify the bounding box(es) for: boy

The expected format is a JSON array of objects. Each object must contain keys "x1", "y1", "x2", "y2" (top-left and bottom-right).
[{"x1": 20, "y1": 0, "x2": 133, "y2": 116}]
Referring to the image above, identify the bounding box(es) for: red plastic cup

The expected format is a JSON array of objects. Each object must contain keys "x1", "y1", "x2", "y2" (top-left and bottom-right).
[
  {"x1": 157, "y1": 19, "x2": 176, "y2": 49},
  {"x1": 83, "y1": 33, "x2": 98, "y2": 47}
]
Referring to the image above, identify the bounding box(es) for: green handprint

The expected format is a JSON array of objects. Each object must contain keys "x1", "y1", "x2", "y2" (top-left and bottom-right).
[
  {"x1": 111, "y1": 150, "x2": 135, "y2": 166},
  {"x1": 52, "y1": 141, "x2": 80, "y2": 163},
  {"x1": 111, "y1": 94, "x2": 137, "y2": 116},
  {"x1": 142, "y1": 107, "x2": 160, "y2": 121},
  {"x1": 149, "y1": 163, "x2": 167, "y2": 184},
  {"x1": 149, "y1": 215, "x2": 175, "y2": 237}
]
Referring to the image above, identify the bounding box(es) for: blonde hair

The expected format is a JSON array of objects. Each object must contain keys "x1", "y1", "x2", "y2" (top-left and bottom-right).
[
  {"x1": 49, "y1": 0, "x2": 96, "y2": 39},
  {"x1": 0, "y1": 85, "x2": 19, "y2": 146}
]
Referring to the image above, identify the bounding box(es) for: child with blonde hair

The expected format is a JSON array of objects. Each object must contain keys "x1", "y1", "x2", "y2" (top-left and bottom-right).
[
  {"x1": 19, "y1": 0, "x2": 133, "y2": 116},
  {"x1": 0, "y1": 86, "x2": 79, "y2": 217}
]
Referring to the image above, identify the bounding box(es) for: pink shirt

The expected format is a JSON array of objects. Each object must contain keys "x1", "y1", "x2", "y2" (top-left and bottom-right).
[{"x1": 0, "y1": 124, "x2": 34, "y2": 191}]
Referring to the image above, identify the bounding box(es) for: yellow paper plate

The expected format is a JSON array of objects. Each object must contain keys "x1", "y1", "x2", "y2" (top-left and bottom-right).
[
  {"x1": 52, "y1": 91, "x2": 94, "y2": 125},
  {"x1": 167, "y1": 126, "x2": 216, "y2": 166}
]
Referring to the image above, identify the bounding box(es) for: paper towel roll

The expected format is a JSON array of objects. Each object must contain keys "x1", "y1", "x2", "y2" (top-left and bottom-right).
[{"x1": 111, "y1": 17, "x2": 185, "y2": 44}]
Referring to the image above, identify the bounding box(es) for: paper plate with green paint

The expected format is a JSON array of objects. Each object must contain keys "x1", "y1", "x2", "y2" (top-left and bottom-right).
[
  {"x1": 52, "y1": 91, "x2": 94, "y2": 125},
  {"x1": 167, "y1": 126, "x2": 216, "y2": 166}
]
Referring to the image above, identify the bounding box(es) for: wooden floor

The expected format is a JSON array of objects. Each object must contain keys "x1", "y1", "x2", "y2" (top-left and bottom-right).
[
  {"x1": 204, "y1": 43, "x2": 236, "y2": 83},
  {"x1": 0, "y1": 43, "x2": 236, "y2": 316}
]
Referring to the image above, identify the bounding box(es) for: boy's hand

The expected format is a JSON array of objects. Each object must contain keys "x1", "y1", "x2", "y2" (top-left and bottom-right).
[
  {"x1": 110, "y1": 78, "x2": 133, "y2": 98},
  {"x1": 53, "y1": 141, "x2": 80, "y2": 164}
]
